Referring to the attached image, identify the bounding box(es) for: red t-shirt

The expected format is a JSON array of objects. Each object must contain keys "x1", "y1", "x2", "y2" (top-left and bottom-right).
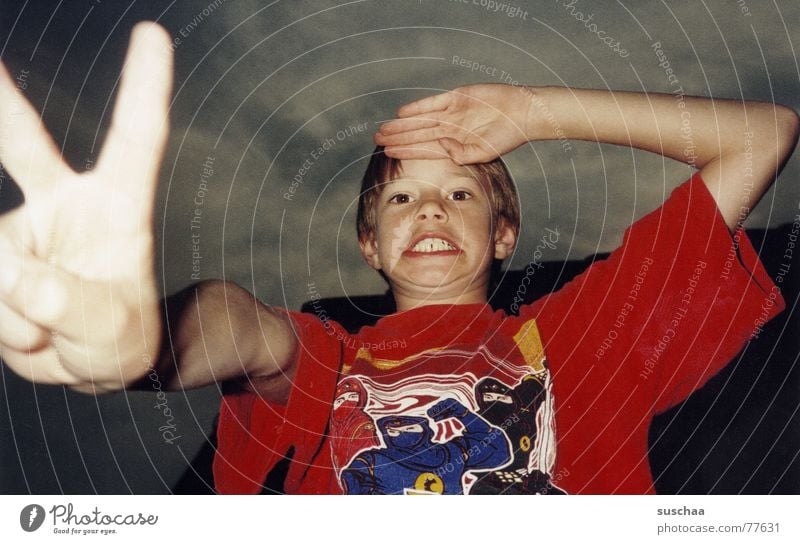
[{"x1": 213, "y1": 173, "x2": 784, "y2": 494}]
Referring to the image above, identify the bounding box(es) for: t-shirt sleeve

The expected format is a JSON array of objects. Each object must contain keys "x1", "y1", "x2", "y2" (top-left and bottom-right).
[
  {"x1": 213, "y1": 309, "x2": 345, "y2": 493},
  {"x1": 522, "y1": 172, "x2": 785, "y2": 414}
]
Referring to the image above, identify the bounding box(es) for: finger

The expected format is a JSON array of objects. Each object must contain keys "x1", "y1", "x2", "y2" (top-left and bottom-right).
[
  {"x1": 374, "y1": 126, "x2": 446, "y2": 147},
  {"x1": 378, "y1": 115, "x2": 440, "y2": 135},
  {"x1": 0, "y1": 250, "x2": 126, "y2": 342},
  {"x1": 440, "y1": 138, "x2": 494, "y2": 165},
  {"x1": 0, "y1": 62, "x2": 72, "y2": 189},
  {"x1": 0, "y1": 299, "x2": 49, "y2": 352},
  {"x1": 97, "y1": 22, "x2": 173, "y2": 187},
  {"x1": 396, "y1": 91, "x2": 452, "y2": 118},
  {"x1": 383, "y1": 141, "x2": 452, "y2": 160},
  {"x1": 439, "y1": 138, "x2": 466, "y2": 164},
  {"x1": 0, "y1": 345, "x2": 83, "y2": 386},
  {"x1": 0, "y1": 249, "x2": 155, "y2": 388}
]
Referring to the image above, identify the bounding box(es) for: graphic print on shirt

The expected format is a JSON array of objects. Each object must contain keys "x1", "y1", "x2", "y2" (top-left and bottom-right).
[
  {"x1": 340, "y1": 398, "x2": 512, "y2": 495},
  {"x1": 330, "y1": 376, "x2": 381, "y2": 472},
  {"x1": 329, "y1": 343, "x2": 563, "y2": 495},
  {"x1": 469, "y1": 376, "x2": 564, "y2": 494}
]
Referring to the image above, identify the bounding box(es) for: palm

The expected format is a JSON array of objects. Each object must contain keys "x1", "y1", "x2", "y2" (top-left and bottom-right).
[
  {"x1": 375, "y1": 84, "x2": 532, "y2": 163},
  {"x1": 19, "y1": 172, "x2": 153, "y2": 282},
  {"x1": 0, "y1": 23, "x2": 172, "y2": 389}
]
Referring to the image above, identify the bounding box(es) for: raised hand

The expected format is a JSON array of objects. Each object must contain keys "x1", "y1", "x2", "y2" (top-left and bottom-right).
[
  {"x1": 428, "y1": 398, "x2": 469, "y2": 422},
  {"x1": 0, "y1": 22, "x2": 173, "y2": 391},
  {"x1": 373, "y1": 83, "x2": 535, "y2": 164}
]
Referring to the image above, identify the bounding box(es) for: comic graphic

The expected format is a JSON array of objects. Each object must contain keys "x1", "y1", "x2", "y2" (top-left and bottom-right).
[
  {"x1": 340, "y1": 398, "x2": 511, "y2": 494},
  {"x1": 330, "y1": 340, "x2": 561, "y2": 494},
  {"x1": 469, "y1": 376, "x2": 565, "y2": 494},
  {"x1": 330, "y1": 377, "x2": 380, "y2": 473}
]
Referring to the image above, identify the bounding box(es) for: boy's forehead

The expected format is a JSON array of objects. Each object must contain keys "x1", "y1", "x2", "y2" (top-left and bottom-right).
[
  {"x1": 382, "y1": 160, "x2": 483, "y2": 186},
  {"x1": 395, "y1": 158, "x2": 473, "y2": 177},
  {"x1": 383, "y1": 173, "x2": 477, "y2": 184}
]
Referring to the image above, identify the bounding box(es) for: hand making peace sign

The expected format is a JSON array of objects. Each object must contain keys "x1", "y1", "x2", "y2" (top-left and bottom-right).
[{"x1": 0, "y1": 22, "x2": 172, "y2": 391}]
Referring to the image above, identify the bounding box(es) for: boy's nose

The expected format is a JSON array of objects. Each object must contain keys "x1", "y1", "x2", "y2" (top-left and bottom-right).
[{"x1": 415, "y1": 199, "x2": 448, "y2": 222}]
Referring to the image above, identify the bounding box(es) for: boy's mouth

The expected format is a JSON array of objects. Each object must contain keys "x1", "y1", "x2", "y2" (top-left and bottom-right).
[{"x1": 403, "y1": 234, "x2": 461, "y2": 256}]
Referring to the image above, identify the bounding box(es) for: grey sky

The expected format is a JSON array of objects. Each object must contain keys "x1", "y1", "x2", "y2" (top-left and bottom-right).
[{"x1": 3, "y1": 0, "x2": 799, "y2": 311}]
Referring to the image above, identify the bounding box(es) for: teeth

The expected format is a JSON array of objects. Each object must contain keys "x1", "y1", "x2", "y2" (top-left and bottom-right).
[{"x1": 411, "y1": 237, "x2": 456, "y2": 253}]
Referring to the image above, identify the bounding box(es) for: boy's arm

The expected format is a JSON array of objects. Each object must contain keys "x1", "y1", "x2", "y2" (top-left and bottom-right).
[
  {"x1": 375, "y1": 84, "x2": 799, "y2": 229},
  {"x1": 130, "y1": 280, "x2": 298, "y2": 404}
]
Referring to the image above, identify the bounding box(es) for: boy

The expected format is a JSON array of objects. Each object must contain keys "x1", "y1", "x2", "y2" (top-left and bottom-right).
[{"x1": 0, "y1": 23, "x2": 797, "y2": 494}]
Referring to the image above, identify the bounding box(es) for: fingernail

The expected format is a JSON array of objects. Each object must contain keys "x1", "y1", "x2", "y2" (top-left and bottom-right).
[
  {"x1": 0, "y1": 253, "x2": 21, "y2": 293},
  {"x1": 39, "y1": 275, "x2": 67, "y2": 323}
]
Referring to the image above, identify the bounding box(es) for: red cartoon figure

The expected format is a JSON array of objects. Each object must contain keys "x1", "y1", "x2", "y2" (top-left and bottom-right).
[{"x1": 330, "y1": 377, "x2": 380, "y2": 472}]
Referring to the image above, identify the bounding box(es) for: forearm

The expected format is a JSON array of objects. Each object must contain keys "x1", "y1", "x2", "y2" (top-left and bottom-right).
[
  {"x1": 526, "y1": 86, "x2": 799, "y2": 228},
  {"x1": 132, "y1": 280, "x2": 297, "y2": 395},
  {"x1": 527, "y1": 86, "x2": 793, "y2": 168}
]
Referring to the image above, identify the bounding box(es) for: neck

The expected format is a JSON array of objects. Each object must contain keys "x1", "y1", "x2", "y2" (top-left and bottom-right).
[{"x1": 392, "y1": 283, "x2": 488, "y2": 312}]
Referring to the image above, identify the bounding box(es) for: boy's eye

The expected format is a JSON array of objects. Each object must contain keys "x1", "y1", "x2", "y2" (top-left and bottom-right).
[
  {"x1": 389, "y1": 193, "x2": 413, "y2": 204},
  {"x1": 449, "y1": 190, "x2": 472, "y2": 201}
]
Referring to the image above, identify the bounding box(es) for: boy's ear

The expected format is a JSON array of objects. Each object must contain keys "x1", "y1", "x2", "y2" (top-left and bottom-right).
[
  {"x1": 494, "y1": 221, "x2": 517, "y2": 260},
  {"x1": 359, "y1": 235, "x2": 382, "y2": 270}
]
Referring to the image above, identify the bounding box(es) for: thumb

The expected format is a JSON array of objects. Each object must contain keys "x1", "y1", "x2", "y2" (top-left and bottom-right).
[
  {"x1": 0, "y1": 251, "x2": 125, "y2": 340},
  {"x1": 438, "y1": 137, "x2": 467, "y2": 164},
  {"x1": 0, "y1": 252, "x2": 67, "y2": 328}
]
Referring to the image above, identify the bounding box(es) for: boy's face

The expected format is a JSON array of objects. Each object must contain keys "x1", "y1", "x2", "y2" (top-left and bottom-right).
[{"x1": 359, "y1": 159, "x2": 516, "y2": 307}]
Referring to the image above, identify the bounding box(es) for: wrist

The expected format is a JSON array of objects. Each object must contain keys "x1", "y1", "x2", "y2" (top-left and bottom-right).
[{"x1": 520, "y1": 85, "x2": 556, "y2": 141}]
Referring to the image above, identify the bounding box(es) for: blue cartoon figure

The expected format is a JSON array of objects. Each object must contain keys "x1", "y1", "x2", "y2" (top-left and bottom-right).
[{"x1": 340, "y1": 398, "x2": 512, "y2": 494}]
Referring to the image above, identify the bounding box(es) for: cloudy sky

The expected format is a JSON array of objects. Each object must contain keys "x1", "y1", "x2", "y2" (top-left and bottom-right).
[{"x1": 3, "y1": 0, "x2": 799, "y2": 311}]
